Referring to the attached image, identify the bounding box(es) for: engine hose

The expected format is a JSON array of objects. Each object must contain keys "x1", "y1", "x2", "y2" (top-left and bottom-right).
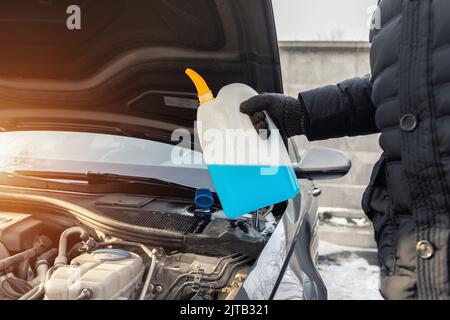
[
  {"x1": 19, "y1": 265, "x2": 59, "y2": 300},
  {"x1": 159, "y1": 254, "x2": 242, "y2": 300},
  {"x1": 37, "y1": 248, "x2": 58, "y2": 266},
  {"x1": 200, "y1": 256, "x2": 248, "y2": 282},
  {"x1": 54, "y1": 227, "x2": 90, "y2": 266},
  {"x1": 200, "y1": 253, "x2": 241, "y2": 276},
  {"x1": 0, "y1": 246, "x2": 54, "y2": 299},
  {"x1": 34, "y1": 248, "x2": 58, "y2": 285},
  {"x1": 67, "y1": 242, "x2": 84, "y2": 261},
  {"x1": 26, "y1": 248, "x2": 58, "y2": 288},
  {"x1": 139, "y1": 250, "x2": 157, "y2": 300},
  {"x1": 172, "y1": 258, "x2": 252, "y2": 299},
  {"x1": 16, "y1": 259, "x2": 30, "y2": 281},
  {"x1": 179, "y1": 258, "x2": 252, "y2": 298},
  {"x1": 18, "y1": 284, "x2": 40, "y2": 300},
  {"x1": 184, "y1": 255, "x2": 247, "y2": 283},
  {"x1": 210, "y1": 258, "x2": 252, "y2": 289},
  {"x1": 0, "y1": 276, "x2": 33, "y2": 300},
  {"x1": 166, "y1": 256, "x2": 249, "y2": 299},
  {"x1": 0, "y1": 241, "x2": 50, "y2": 274}
]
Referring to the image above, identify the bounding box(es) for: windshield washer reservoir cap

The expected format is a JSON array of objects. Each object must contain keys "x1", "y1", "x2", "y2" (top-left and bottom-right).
[{"x1": 195, "y1": 188, "x2": 214, "y2": 209}]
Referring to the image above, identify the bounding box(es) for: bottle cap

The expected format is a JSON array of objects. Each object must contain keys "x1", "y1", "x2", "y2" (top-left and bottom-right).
[{"x1": 195, "y1": 188, "x2": 214, "y2": 209}]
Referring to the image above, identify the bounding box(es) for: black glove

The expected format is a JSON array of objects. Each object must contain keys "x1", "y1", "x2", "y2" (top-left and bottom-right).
[{"x1": 239, "y1": 93, "x2": 309, "y2": 139}]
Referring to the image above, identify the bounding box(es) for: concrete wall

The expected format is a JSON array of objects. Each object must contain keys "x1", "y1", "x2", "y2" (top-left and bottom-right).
[
  {"x1": 279, "y1": 41, "x2": 382, "y2": 213},
  {"x1": 272, "y1": 0, "x2": 377, "y2": 42}
]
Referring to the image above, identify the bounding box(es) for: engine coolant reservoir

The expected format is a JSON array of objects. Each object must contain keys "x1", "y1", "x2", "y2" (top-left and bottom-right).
[
  {"x1": 186, "y1": 69, "x2": 300, "y2": 218},
  {"x1": 45, "y1": 249, "x2": 144, "y2": 300}
]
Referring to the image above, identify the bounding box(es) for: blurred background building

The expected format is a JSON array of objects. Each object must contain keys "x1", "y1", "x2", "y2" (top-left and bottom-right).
[{"x1": 273, "y1": 0, "x2": 381, "y2": 220}]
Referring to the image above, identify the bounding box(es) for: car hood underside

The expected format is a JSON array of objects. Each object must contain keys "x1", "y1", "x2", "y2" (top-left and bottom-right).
[{"x1": 0, "y1": 0, "x2": 282, "y2": 144}]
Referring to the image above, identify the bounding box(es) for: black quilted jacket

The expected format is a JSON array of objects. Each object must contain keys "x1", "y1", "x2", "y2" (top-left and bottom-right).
[{"x1": 298, "y1": 0, "x2": 450, "y2": 299}]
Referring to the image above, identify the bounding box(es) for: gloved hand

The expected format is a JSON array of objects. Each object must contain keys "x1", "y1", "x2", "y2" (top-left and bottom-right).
[{"x1": 239, "y1": 93, "x2": 309, "y2": 139}]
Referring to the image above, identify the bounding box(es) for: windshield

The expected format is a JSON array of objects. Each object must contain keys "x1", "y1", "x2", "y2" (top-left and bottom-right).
[{"x1": 0, "y1": 131, "x2": 213, "y2": 189}]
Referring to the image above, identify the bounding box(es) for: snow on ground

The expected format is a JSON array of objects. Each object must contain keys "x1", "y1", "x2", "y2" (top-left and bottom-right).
[
  {"x1": 318, "y1": 241, "x2": 383, "y2": 300},
  {"x1": 327, "y1": 216, "x2": 370, "y2": 227}
]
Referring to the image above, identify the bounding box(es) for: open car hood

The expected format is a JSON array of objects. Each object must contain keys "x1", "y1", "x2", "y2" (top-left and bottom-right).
[{"x1": 0, "y1": 0, "x2": 282, "y2": 145}]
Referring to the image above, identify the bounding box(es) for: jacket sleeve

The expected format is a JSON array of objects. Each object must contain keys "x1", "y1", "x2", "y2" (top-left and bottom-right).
[{"x1": 299, "y1": 76, "x2": 379, "y2": 141}]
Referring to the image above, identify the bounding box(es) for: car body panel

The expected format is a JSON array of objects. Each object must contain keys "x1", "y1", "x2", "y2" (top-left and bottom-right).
[{"x1": 237, "y1": 140, "x2": 326, "y2": 300}]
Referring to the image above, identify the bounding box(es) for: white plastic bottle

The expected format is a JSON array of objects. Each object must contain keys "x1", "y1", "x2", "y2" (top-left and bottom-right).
[{"x1": 186, "y1": 68, "x2": 299, "y2": 218}]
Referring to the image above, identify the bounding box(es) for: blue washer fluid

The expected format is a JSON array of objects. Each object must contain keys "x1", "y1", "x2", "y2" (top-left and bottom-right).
[{"x1": 208, "y1": 164, "x2": 299, "y2": 218}]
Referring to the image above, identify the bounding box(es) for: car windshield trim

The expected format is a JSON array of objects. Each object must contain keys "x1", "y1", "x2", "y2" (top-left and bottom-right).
[
  {"x1": 0, "y1": 157, "x2": 215, "y2": 191},
  {"x1": 12, "y1": 170, "x2": 198, "y2": 192}
]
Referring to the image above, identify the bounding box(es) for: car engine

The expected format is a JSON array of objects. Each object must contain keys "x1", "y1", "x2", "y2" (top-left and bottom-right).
[{"x1": 0, "y1": 201, "x2": 276, "y2": 300}]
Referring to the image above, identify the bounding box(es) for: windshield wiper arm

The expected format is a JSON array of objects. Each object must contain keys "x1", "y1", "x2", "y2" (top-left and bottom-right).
[
  {"x1": 85, "y1": 172, "x2": 194, "y2": 191},
  {"x1": 13, "y1": 170, "x2": 195, "y2": 191},
  {"x1": 14, "y1": 170, "x2": 89, "y2": 181}
]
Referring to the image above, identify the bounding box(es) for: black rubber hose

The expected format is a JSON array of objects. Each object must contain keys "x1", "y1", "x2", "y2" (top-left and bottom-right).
[
  {"x1": 164, "y1": 253, "x2": 240, "y2": 292},
  {"x1": 67, "y1": 242, "x2": 84, "y2": 261},
  {"x1": 0, "y1": 245, "x2": 49, "y2": 274},
  {"x1": 20, "y1": 265, "x2": 59, "y2": 300},
  {"x1": 18, "y1": 285, "x2": 40, "y2": 300},
  {"x1": 169, "y1": 257, "x2": 251, "y2": 300},
  {"x1": 0, "y1": 277, "x2": 33, "y2": 299},
  {"x1": 160, "y1": 254, "x2": 243, "y2": 300},
  {"x1": 172, "y1": 257, "x2": 251, "y2": 299},
  {"x1": 16, "y1": 259, "x2": 30, "y2": 280},
  {"x1": 36, "y1": 248, "x2": 58, "y2": 267}
]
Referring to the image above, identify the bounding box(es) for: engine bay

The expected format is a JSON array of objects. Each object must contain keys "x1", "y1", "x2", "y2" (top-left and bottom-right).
[{"x1": 0, "y1": 191, "x2": 281, "y2": 300}]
